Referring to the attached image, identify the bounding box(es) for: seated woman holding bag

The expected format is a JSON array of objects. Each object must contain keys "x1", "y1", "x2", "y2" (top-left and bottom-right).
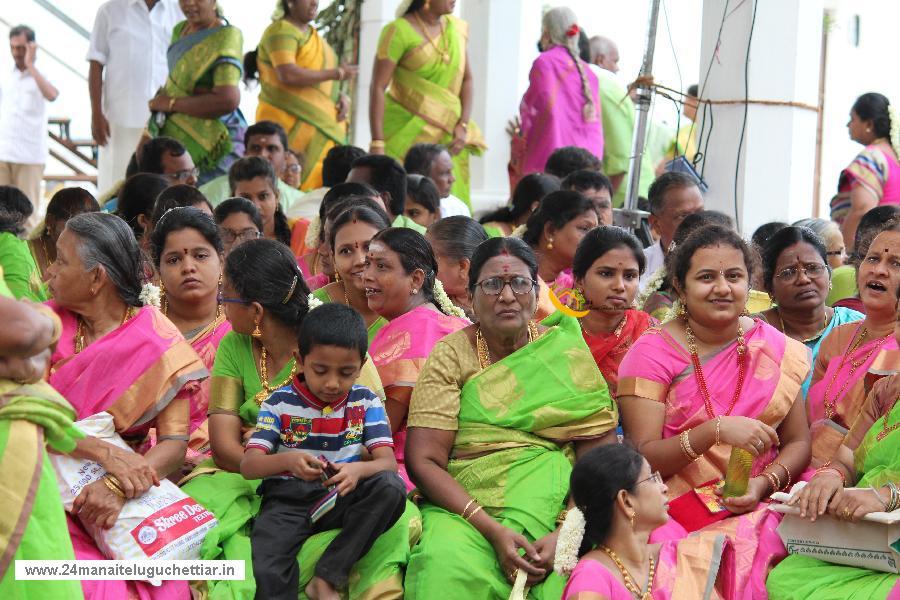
[
  {"x1": 45, "y1": 212, "x2": 207, "y2": 600},
  {"x1": 617, "y1": 225, "x2": 812, "y2": 599},
  {"x1": 766, "y1": 299, "x2": 900, "y2": 598}
]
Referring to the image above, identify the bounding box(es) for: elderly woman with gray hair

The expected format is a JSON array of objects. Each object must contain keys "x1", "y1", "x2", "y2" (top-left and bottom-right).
[{"x1": 44, "y1": 212, "x2": 206, "y2": 600}]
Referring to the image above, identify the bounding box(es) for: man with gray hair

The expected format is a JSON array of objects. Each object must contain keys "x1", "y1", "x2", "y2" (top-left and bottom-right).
[
  {"x1": 589, "y1": 35, "x2": 620, "y2": 74},
  {"x1": 0, "y1": 25, "x2": 58, "y2": 229}
]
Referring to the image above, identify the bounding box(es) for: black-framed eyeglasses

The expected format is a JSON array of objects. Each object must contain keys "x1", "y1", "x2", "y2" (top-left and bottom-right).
[
  {"x1": 166, "y1": 167, "x2": 199, "y2": 182},
  {"x1": 774, "y1": 263, "x2": 829, "y2": 282},
  {"x1": 635, "y1": 471, "x2": 664, "y2": 487},
  {"x1": 825, "y1": 249, "x2": 845, "y2": 257},
  {"x1": 220, "y1": 297, "x2": 250, "y2": 305},
  {"x1": 219, "y1": 227, "x2": 262, "y2": 244},
  {"x1": 474, "y1": 276, "x2": 537, "y2": 296}
]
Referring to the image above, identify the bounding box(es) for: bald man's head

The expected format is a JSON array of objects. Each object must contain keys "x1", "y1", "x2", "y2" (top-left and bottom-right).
[{"x1": 589, "y1": 36, "x2": 619, "y2": 74}]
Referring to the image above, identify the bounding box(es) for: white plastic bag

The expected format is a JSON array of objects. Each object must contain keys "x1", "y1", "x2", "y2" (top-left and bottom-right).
[{"x1": 51, "y1": 412, "x2": 218, "y2": 561}]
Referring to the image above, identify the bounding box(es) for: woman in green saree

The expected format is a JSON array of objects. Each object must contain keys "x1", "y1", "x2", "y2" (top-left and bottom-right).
[
  {"x1": 369, "y1": 0, "x2": 486, "y2": 206},
  {"x1": 404, "y1": 237, "x2": 618, "y2": 599},
  {"x1": 0, "y1": 281, "x2": 84, "y2": 599},
  {"x1": 147, "y1": 0, "x2": 244, "y2": 185},
  {"x1": 181, "y1": 239, "x2": 416, "y2": 599}
]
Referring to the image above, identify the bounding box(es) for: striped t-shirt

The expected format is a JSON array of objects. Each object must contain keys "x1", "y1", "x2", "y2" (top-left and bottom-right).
[{"x1": 246, "y1": 378, "x2": 393, "y2": 474}]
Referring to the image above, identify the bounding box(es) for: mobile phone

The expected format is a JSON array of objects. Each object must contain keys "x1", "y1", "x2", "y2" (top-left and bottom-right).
[{"x1": 318, "y1": 455, "x2": 338, "y2": 481}]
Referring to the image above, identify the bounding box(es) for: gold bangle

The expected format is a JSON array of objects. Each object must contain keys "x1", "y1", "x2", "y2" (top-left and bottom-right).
[
  {"x1": 168, "y1": 97, "x2": 176, "y2": 113},
  {"x1": 369, "y1": 140, "x2": 386, "y2": 148},
  {"x1": 772, "y1": 461, "x2": 792, "y2": 489},
  {"x1": 714, "y1": 416, "x2": 721, "y2": 447},
  {"x1": 680, "y1": 429, "x2": 700, "y2": 461},
  {"x1": 465, "y1": 505, "x2": 483, "y2": 522},
  {"x1": 461, "y1": 498, "x2": 476, "y2": 518},
  {"x1": 336, "y1": 67, "x2": 345, "y2": 81},
  {"x1": 761, "y1": 473, "x2": 778, "y2": 495},
  {"x1": 764, "y1": 469, "x2": 782, "y2": 492},
  {"x1": 103, "y1": 476, "x2": 126, "y2": 498}
]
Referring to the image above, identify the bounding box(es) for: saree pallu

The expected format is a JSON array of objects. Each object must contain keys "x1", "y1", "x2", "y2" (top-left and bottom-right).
[
  {"x1": 377, "y1": 15, "x2": 486, "y2": 205},
  {"x1": 405, "y1": 313, "x2": 618, "y2": 600},
  {"x1": 181, "y1": 332, "x2": 415, "y2": 599},
  {"x1": 369, "y1": 305, "x2": 469, "y2": 490},
  {"x1": 312, "y1": 286, "x2": 388, "y2": 345},
  {"x1": 184, "y1": 315, "x2": 231, "y2": 469},
  {"x1": 256, "y1": 20, "x2": 347, "y2": 191},
  {"x1": 801, "y1": 307, "x2": 864, "y2": 399},
  {"x1": 149, "y1": 23, "x2": 245, "y2": 182},
  {"x1": 0, "y1": 382, "x2": 85, "y2": 599},
  {"x1": 0, "y1": 233, "x2": 47, "y2": 302},
  {"x1": 766, "y1": 381, "x2": 900, "y2": 599},
  {"x1": 48, "y1": 304, "x2": 207, "y2": 600},
  {"x1": 582, "y1": 308, "x2": 656, "y2": 397},
  {"x1": 618, "y1": 320, "x2": 811, "y2": 600},
  {"x1": 806, "y1": 321, "x2": 900, "y2": 464},
  {"x1": 514, "y1": 45, "x2": 602, "y2": 185},
  {"x1": 834, "y1": 145, "x2": 900, "y2": 224}
]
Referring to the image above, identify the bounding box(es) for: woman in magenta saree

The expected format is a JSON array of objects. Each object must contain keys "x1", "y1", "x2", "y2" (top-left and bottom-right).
[
  {"x1": 806, "y1": 226, "x2": 900, "y2": 466},
  {"x1": 46, "y1": 213, "x2": 206, "y2": 600},
  {"x1": 511, "y1": 8, "x2": 602, "y2": 187},
  {"x1": 364, "y1": 228, "x2": 468, "y2": 490},
  {"x1": 617, "y1": 226, "x2": 811, "y2": 600}
]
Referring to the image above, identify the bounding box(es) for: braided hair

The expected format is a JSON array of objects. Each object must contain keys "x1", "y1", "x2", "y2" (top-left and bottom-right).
[{"x1": 543, "y1": 7, "x2": 596, "y2": 122}]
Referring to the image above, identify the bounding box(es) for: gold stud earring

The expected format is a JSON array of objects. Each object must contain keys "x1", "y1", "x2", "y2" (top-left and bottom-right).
[
  {"x1": 546, "y1": 238, "x2": 554, "y2": 251},
  {"x1": 335, "y1": 271, "x2": 341, "y2": 283}
]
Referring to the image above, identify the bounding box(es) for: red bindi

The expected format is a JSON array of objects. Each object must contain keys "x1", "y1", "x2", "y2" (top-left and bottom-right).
[{"x1": 502, "y1": 264, "x2": 510, "y2": 273}]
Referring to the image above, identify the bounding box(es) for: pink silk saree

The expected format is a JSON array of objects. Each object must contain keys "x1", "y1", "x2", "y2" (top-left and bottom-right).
[
  {"x1": 617, "y1": 320, "x2": 810, "y2": 600},
  {"x1": 48, "y1": 303, "x2": 207, "y2": 600},
  {"x1": 369, "y1": 305, "x2": 469, "y2": 490},
  {"x1": 515, "y1": 45, "x2": 603, "y2": 182},
  {"x1": 184, "y1": 315, "x2": 231, "y2": 467},
  {"x1": 806, "y1": 321, "x2": 900, "y2": 464}
]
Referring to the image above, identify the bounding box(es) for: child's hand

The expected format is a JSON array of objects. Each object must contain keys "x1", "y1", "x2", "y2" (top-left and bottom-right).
[
  {"x1": 324, "y1": 462, "x2": 363, "y2": 496},
  {"x1": 285, "y1": 452, "x2": 324, "y2": 481}
]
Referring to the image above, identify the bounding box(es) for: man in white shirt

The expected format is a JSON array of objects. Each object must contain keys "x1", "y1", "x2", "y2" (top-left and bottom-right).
[
  {"x1": 639, "y1": 171, "x2": 704, "y2": 290},
  {"x1": 0, "y1": 25, "x2": 58, "y2": 228},
  {"x1": 403, "y1": 143, "x2": 471, "y2": 219},
  {"x1": 87, "y1": 0, "x2": 183, "y2": 195}
]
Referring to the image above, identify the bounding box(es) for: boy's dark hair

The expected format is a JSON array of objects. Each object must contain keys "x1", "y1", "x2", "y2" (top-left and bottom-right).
[
  {"x1": 244, "y1": 120, "x2": 288, "y2": 151},
  {"x1": 138, "y1": 137, "x2": 188, "y2": 174},
  {"x1": 544, "y1": 146, "x2": 601, "y2": 179},
  {"x1": 298, "y1": 303, "x2": 368, "y2": 362},
  {"x1": 562, "y1": 169, "x2": 613, "y2": 195},
  {"x1": 323, "y1": 145, "x2": 367, "y2": 187}
]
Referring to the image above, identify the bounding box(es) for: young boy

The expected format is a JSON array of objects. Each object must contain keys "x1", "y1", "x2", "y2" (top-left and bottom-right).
[{"x1": 241, "y1": 303, "x2": 406, "y2": 600}]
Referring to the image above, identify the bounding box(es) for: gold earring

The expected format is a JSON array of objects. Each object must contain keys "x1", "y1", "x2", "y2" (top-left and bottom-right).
[
  {"x1": 160, "y1": 282, "x2": 168, "y2": 315},
  {"x1": 252, "y1": 321, "x2": 262, "y2": 338},
  {"x1": 630, "y1": 511, "x2": 636, "y2": 529},
  {"x1": 741, "y1": 306, "x2": 750, "y2": 317},
  {"x1": 546, "y1": 238, "x2": 554, "y2": 251},
  {"x1": 677, "y1": 302, "x2": 687, "y2": 319},
  {"x1": 216, "y1": 274, "x2": 223, "y2": 319}
]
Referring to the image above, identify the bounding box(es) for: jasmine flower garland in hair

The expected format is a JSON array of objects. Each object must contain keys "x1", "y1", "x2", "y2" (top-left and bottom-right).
[
  {"x1": 889, "y1": 104, "x2": 900, "y2": 160},
  {"x1": 509, "y1": 224, "x2": 527, "y2": 239},
  {"x1": 306, "y1": 293, "x2": 324, "y2": 310},
  {"x1": 139, "y1": 283, "x2": 161, "y2": 308},
  {"x1": 432, "y1": 279, "x2": 467, "y2": 319},
  {"x1": 305, "y1": 215, "x2": 321, "y2": 250},
  {"x1": 636, "y1": 265, "x2": 666, "y2": 310},
  {"x1": 553, "y1": 507, "x2": 586, "y2": 578}
]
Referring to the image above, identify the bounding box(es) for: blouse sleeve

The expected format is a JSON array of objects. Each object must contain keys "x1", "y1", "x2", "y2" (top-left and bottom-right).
[
  {"x1": 155, "y1": 392, "x2": 190, "y2": 441},
  {"x1": 841, "y1": 147, "x2": 889, "y2": 200},
  {"x1": 616, "y1": 329, "x2": 676, "y2": 402},
  {"x1": 212, "y1": 61, "x2": 242, "y2": 87},
  {"x1": 208, "y1": 333, "x2": 246, "y2": 416},
  {"x1": 407, "y1": 335, "x2": 472, "y2": 431},
  {"x1": 376, "y1": 20, "x2": 415, "y2": 64},
  {"x1": 261, "y1": 22, "x2": 299, "y2": 68},
  {"x1": 562, "y1": 559, "x2": 618, "y2": 600}
]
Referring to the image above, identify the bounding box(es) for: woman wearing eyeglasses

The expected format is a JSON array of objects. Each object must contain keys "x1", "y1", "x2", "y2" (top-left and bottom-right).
[
  {"x1": 213, "y1": 197, "x2": 264, "y2": 256},
  {"x1": 363, "y1": 228, "x2": 469, "y2": 491},
  {"x1": 806, "y1": 222, "x2": 900, "y2": 467},
  {"x1": 404, "y1": 237, "x2": 617, "y2": 599},
  {"x1": 617, "y1": 225, "x2": 811, "y2": 599},
  {"x1": 756, "y1": 227, "x2": 863, "y2": 400}
]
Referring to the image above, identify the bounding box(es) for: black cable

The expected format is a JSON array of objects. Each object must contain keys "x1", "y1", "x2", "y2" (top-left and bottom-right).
[
  {"x1": 734, "y1": 0, "x2": 758, "y2": 232},
  {"x1": 660, "y1": 0, "x2": 687, "y2": 163},
  {"x1": 696, "y1": 0, "x2": 730, "y2": 179}
]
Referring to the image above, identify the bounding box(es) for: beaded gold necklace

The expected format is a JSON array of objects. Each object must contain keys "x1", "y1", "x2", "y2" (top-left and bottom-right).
[
  {"x1": 598, "y1": 545, "x2": 655, "y2": 600},
  {"x1": 254, "y1": 344, "x2": 298, "y2": 406},
  {"x1": 475, "y1": 321, "x2": 540, "y2": 370},
  {"x1": 876, "y1": 395, "x2": 900, "y2": 442}
]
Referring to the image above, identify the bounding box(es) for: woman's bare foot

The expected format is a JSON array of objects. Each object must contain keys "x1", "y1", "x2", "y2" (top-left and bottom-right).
[{"x1": 305, "y1": 576, "x2": 340, "y2": 600}]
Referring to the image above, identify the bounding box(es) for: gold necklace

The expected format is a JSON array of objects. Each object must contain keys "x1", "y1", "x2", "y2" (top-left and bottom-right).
[
  {"x1": 599, "y1": 545, "x2": 655, "y2": 600},
  {"x1": 75, "y1": 306, "x2": 135, "y2": 354},
  {"x1": 876, "y1": 394, "x2": 900, "y2": 441},
  {"x1": 414, "y1": 11, "x2": 450, "y2": 63},
  {"x1": 820, "y1": 325, "x2": 889, "y2": 419},
  {"x1": 776, "y1": 307, "x2": 830, "y2": 343},
  {"x1": 254, "y1": 343, "x2": 298, "y2": 406},
  {"x1": 342, "y1": 280, "x2": 352, "y2": 307},
  {"x1": 581, "y1": 312, "x2": 628, "y2": 338},
  {"x1": 475, "y1": 321, "x2": 539, "y2": 370}
]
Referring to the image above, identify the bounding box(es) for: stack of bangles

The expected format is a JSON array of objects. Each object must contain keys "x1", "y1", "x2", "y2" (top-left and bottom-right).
[
  {"x1": 335, "y1": 67, "x2": 346, "y2": 81},
  {"x1": 679, "y1": 429, "x2": 700, "y2": 461},
  {"x1": 876, "y1": 482, "x2": 900, "y2": 512},
  {"x1": 103, "y1": 474, "x2": 126, "y2": 499},
  {"x1": 461, "y1": 498, "x2": 482, "y2": 522},
  {"x1": 760, "y1": 461, "x2": 793, "y2": 494},
  {"x1": 814, "y1": 461, "x2": 846, "y2": 486}
]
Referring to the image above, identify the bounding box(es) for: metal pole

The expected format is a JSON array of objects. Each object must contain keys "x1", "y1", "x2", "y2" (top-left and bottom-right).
[{"x1": 624, "y1": 0, "x2": 661, "y2": 212}]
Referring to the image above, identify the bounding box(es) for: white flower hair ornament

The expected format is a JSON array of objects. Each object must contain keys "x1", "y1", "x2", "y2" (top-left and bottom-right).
[
  {"x1": 139, "y1": 283, "x2": 161, "y2": 308},
  {"x1": 432, "y1": 278, "x2": 467, "y2": 319},
  {"x1": 889, "y1": 103, "x2": 900, "y2": 160},
  {"x1": 305, "y1": 215, "x2": 321, "y2": 250},
  {"x1": 306, "y1": 292, "x2": 324, "y2": 311},
  {"x1": 553, "y1": 507, "x2": 586, "y2": 578}
]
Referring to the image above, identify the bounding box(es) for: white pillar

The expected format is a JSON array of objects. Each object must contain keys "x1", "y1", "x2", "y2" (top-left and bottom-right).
[
  {"x1": 352, "y1": 0, "x2": 396, "y2": 148},
  {"x1": 696, "y1": 0, "x2": 823, "y2": 236},
  {"x1": 462, "y1": 0, "x2": 542, "y2": 214}
]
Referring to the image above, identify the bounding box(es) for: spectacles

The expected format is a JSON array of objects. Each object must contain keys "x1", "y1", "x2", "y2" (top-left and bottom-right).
[
  {"x1": 285, "y1": 164, "x2": 301, "y2": 173},
  {"x1": 220, "y1": 227, "x2": 262, "y2": 244},
  {"x1": 774, "y1": 263, "x2": 828, "y2": 282},
  {"x1": 635, "y1": 471, "x2": 664, "y2": 487},
  {"x1": 220, "y1": 297, "x2": 250, "y2": 305},
  {"x1": 475, "y1": 276, "x2": 537, "y2": 296},
  {"x1": 825, "y1": 249, "x2": 845, "y2": 257},
  {"x1": 166, "y1": 167, "x2": 199, "y2": 182}
]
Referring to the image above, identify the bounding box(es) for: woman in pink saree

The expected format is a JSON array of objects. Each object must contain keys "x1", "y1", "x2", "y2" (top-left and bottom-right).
[
  {"x1": 46, "y1": 213, "x2": 206, "y2": 600},
  {"x1": 617, "y1": 226, "x2": 811, "y2": 600},
  {"x1": 806, "y1": 224, "x2": 900, "y2": 466},
  {"x1": 363, "y1": 228, "x2": 468, "y2": 489},
  {"x1": 511, "y1": 7, "x2": 602, "y2": 188}
]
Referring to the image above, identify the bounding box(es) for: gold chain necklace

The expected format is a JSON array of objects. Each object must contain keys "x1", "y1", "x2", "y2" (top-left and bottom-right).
[
  {"x1": 580, "y1": 312, "x2": 628, "y2": 339},
  {"x1": 598, "y1": 545, "x2": 655, "y2": 600},
  {"x1": 820, "y1": 325, "x2": 889, "y2": 419},
  {"x1": 75, "y1": 306, "x2": 135, "y2": 354},
  {"x1": 475, "y1": 321, "x2": 539, "y2": 370},
  {"x1": 876, "y1": 394, "x2": 900, "y2": 441},
  {"x1": 776, "y1": 307, "x2": 830, "y2": 343},
  {"x1": 254, "y1": 343, "x2": 298, "y2": 406},
  {"x1": 414, "y1": 11, "x2": 449, "y2": 63}
]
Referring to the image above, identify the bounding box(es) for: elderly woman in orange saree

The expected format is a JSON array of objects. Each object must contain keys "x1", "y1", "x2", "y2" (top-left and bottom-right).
[
  {"x1": 617, "y1": 226, "x2": 811, "y2": 600},
  {"x1": 45, "y1": 213, "x2": 207, "y2": 600},
  {"x1": 806, "y1": 225, "x2": 900, "y2": 466}
]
